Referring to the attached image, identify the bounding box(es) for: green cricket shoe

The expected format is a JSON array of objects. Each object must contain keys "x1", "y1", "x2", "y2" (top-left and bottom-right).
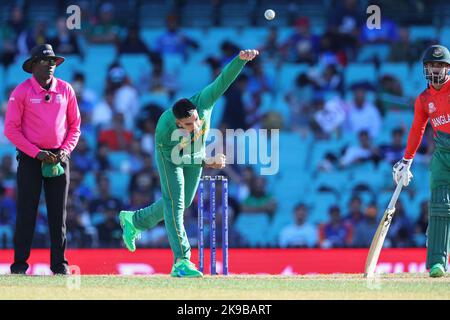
[
  {"x1": 429, "y1": 263, "x2": 445, "y2": 278},
  {"x1": 119, "y1": 210, "x2": 141, "y2": 252},
  {"x1": 170, "y1": 259, "x2": 203, "y2": 278}
]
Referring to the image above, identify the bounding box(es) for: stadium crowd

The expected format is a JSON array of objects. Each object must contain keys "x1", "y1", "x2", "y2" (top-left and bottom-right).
[{"x1": 0, "y1": 0, "x2": 442, "y2": 249}]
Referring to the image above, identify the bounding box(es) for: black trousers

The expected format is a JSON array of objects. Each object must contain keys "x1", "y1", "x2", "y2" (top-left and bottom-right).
[{"x1": 10, "y1": 150, "x2": 70, "y2": 274}]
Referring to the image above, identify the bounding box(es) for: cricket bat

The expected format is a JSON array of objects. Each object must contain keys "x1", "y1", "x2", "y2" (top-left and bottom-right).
[{"x1": 364, "y1": 181, "x2": 403, "y2": 277}]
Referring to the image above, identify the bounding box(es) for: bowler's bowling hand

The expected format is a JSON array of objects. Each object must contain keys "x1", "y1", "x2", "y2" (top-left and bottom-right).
[
  {"x1": 239, "y1": 49, "x2": 259, "y2": 61},
  {"x1": 36, "y1": 151, "x2": 58, "y2": 163},
  {"x1": 56, "y1": 149, "x2": 69, "y2": 163},
  {"x1": 205, "y1": 153, "x2": 227, "y2": 169}
]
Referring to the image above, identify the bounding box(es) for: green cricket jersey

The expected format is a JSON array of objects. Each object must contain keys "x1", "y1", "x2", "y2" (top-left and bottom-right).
[{"x1": 155, "y1": 55, "x2": 247, "y2": 166}]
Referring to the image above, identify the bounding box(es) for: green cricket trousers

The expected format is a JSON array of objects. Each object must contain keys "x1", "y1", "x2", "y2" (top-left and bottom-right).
[
  {"x1": 132, "y1": 148, "x2": 202, "y2": 263},
  {"x1": 428, "y1": 130, "x2": 450, "y2": 270}
]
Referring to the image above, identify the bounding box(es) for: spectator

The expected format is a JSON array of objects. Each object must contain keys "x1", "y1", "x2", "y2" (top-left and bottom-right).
[
  {"x1": 94, "y1": 143, "x2": 111, "y2": 172},
  {"x1": 413, "y1": 200, "x2": 428, "y2": 247},
  {"x1": 154, "y1": 15, "x2": 199, "y2": 60},
  {"x1": 318, "y1": 30, "x2": 348, "y2": 66},
  {"x1": 139, "y1": 54, "x2": 179, "y2": 99},
  {"x1": 285, "y1": 72, "x2": 315, "y2": 134},
  {"x1": 258, "y1": 26, "x2": 281, "y2": 62},
  {"x1": 71, "y1": 137, "x2": 95, "y2": 173},
  {"x1": 240, "y1": 176, "x2": 277, "y2": 219},
  {"x1": 0, "y1": 5, "x2": 25, "y2": 68},
  {"x1": 0, "y1": 184, "x2": 15, "y2": 248},
  {"x1": 359, "y1": 17, "x2": 399, "y2": 44},
  {"x1": 386, "y1": 200, "x2": 413, "y2": 248},
  {"x1": 89, "y1": 174, "x2": 122, "y2": 216},
  {"x1": 379, "y1": 128, "x2": 406, "y2": 165},
  {"x1": 340, "y1": 130, "x2": 381, "y2": 168},
  {"x1": 106, "y1": 63, "x2": 140, "y2": 129},
  {"x1": 97, "y1": 202, "x2": 122, "y2": 247},
  {"x1": 311, "y1": 94, "x2": 346, "y2": 139},
  {"x1": 69, "y1": 169, "x2": 94, "y2": 204},
  {"x1": 72, "y1": 72, "x2": 97, "y2": 112},
  {"x1": 17, "y1": 18, "x2": 49, "y2": 55},
  {"x1": 0, "y1": 154, "x2": 16, "y2": 188},
  {"x1": 129, "y1": 157, "x2": 158, "y2": 199},
  {"x1": 87, "y1": 2, "x2": 121, "y2": 44},
  {"x1": 49, "y1": 17, "x2": 83, "y2": 57},
  {"x1": 66, "y1": 204, "x2": 95, "y2": 248},
  {"x1": 344, "y1": 84, "x2": 382, "y2": 138},
  {"x1": 280, "y1": 17, "x2": 321, "y2": 64},
  {"x1": 118, "y1": 24, "x2": 150, "y2": 55},
  {"x1": 124, "y1": 139, "x2": 146, "y2": 174},
  {"x1": 279, "y1": 203, "x2": 318, "y2": 248},
  {"x1": 246, "y1": 59, "x2": 274, "y2": 95},
  {"x1": 135, "y1": 103, "x2": 164, "y2": 156},
  {"x1": 351, "y1": 203, "x2": 379, "y2": 247},
  {"x1": 221, "y1": 74, "x2": 249, "y2": 130},
  {"x1": 319, "y1": 205, "x2": 352, "y2": 248},
  {"x1": 376, "y1": 74, "x2": 409, "y2": 114},
  {"x1": 326, "y1": 0, "x2": 362, "y2": 59},
  {"x1": 92, "y1": 89, "x2": 115, "y2": 129},
  {"x1": 344, "y1": 195, "x2": 365, "y2": 225},
  {"x1": 219, "y1": 40, "x2": 240, "y2": 65},
  {"x1": 315, "y1": 64, "x2": 344, "y2": 93},
  {"x1": 98, "y1": 113, "x2": 134, "y2": 151},
  {"x1": 389, "y1": 26, "x2": 421, "y2": 64}
]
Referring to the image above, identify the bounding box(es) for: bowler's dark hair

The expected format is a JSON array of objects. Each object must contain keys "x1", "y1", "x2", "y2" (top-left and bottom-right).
[{"x1": 172, "y1": 98, "x2": 197, "y2": 119}]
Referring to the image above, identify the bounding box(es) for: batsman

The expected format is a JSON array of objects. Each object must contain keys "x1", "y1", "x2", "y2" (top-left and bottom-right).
[
  {"x1": 119, "y1": 49, "x2": 259, "y2": 277},
  {"x1": 393, "y1": 45, "x2": 450, "y2": 277}
]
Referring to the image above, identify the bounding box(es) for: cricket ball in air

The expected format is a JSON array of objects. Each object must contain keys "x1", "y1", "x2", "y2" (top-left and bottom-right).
[{"x1": 264, "y1": 9, "x2": 275, "y2": 20}]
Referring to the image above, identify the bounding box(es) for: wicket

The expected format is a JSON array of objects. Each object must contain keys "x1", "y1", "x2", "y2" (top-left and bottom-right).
[{"x1": 198, "y1": 175, "x2": 229, "y2": 275}]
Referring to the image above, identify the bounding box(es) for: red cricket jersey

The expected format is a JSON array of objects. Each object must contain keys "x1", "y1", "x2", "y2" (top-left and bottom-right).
[{"x1": 404, "y1": 79, "x2": 450, "y2": 159}]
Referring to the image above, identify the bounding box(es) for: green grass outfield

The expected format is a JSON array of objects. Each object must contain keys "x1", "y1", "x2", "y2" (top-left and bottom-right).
[{"x1": 0, "y1": 274, "x2": 448, "y2": 300}]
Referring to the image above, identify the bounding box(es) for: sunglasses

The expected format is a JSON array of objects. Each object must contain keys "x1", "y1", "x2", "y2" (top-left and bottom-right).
[{"x1": 37, "y1": 59, "x2": 57, "y2": 66}]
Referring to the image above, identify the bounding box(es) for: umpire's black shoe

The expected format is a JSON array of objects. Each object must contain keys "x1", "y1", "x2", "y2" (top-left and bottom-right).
[
  {"x1": 10, "y1": 262, "x2": 28, "y2": 275},
  {"x1": 51, "y1": 265, "x2": 70, "y2": 275}
]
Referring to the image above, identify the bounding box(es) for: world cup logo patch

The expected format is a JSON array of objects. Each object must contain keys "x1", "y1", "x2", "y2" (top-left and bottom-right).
[{"x1": 429, "y1": 102, "x2": 436, "y2": 113}]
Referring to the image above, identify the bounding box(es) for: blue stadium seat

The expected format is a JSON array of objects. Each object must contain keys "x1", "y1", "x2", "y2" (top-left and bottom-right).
[
  {"x1": 108, "y1": 171, "x2": 131, "y2": 199},
  {"x1": 54, "y1": 54, "x2": 82, "y2": 82},
  {"x1": 107, "y1": 151, "x2": 131, "y2": 171},
  {"x1": 383, "y1": 110, "x2": 414, "y2": 134},
  {"x1": 140, "y1": 28, "x2": 166, "y2": 50},
  {"x1": 440, "y1": 27, "x2": 450, "y2": 49},
  {"x1": 277, "y1": 63, "x2": 309, "y2": 93},
  {"x1": 139, "y1": 92, "x2": 171, "y2": 109},
  {"x1": 179, "y1": 61, "x2": 211, "y2": 93},
  {"x1": 234, "y1": 213, "x2": 271, "y2": 247},
  {"x1": 236, "y1": 28, "x2": 268, "y2": 49},
  {"x1": 357, "y1": 44, "x2": 391, "y2": 62},
  {"x1": 405, "y1": 62, "x2": 426, "y2": 97},
  {"x1": 307, "y1": 192, "x2": 339, "y2": 224},
  {"x1": 379, "y1": 62, "x2": 410, "y2": 89},
  {"x1": 118, "y1": 54, "x2": 151, "y2": 86},
  {"x1": 409, "y1": 25, "x2": 438, "y2": 41},
  {"x1": 4, "y1": 60, "x2": 28, "y2": 87},
  {"x1": 344, "y1": 63, "x2": 377, "y2": 87},
  {"x1": 0, "y1": 144, "x2": 16, "y2": 158}
]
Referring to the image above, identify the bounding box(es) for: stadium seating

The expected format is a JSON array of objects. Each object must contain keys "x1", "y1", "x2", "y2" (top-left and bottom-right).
[
  {"x1": 234, "y1": 212, "x2": 271, "y2": 247},
  {"x1": 344, "y1": 63, "x2": 377, "y2": 88}
]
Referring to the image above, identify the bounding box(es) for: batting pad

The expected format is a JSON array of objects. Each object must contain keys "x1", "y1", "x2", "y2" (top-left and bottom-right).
[{"x1": 427, "y1": 186, "x2": 450, "y2": 270}]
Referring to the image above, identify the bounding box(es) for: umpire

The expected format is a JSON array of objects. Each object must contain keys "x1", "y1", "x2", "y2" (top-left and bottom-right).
[{"x1": 4, "y1": 44, "x2": 81, "y2": 275}]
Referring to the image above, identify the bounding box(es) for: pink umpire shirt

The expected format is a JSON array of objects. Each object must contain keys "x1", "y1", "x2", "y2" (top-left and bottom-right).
[{"x1": 4, "y1": 75, "x2": 81, "y2": 158}]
